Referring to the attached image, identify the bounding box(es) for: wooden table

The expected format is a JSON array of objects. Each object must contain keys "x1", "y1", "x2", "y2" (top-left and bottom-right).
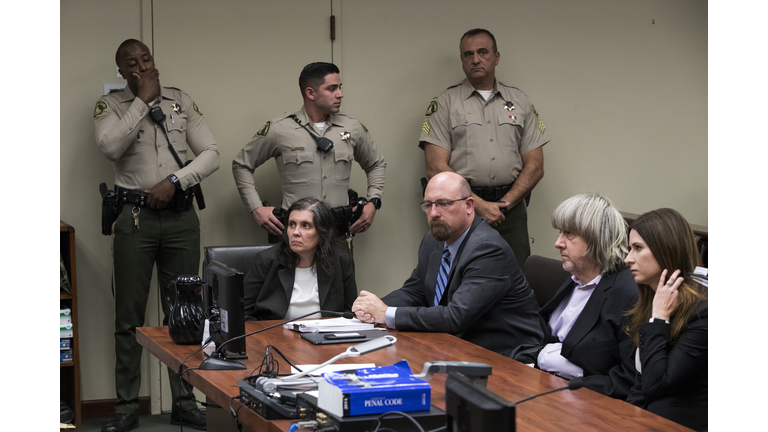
[{"x1": 137, "y1": 322, "x2": 691, "y2": 431}]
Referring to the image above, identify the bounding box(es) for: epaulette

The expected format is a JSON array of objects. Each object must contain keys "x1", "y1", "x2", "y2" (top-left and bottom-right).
[
  {"x1": 497, "y1": 81, "x2": 529, "y2": 97},
  {"x1": 274, "y1": 112, "x2": 296, "y2": 123}
]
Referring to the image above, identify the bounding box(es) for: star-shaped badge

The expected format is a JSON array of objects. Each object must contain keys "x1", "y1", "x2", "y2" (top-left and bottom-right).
[
  {"x1": 504, "y1": 101, "x2": 515, "y2": 111},
  {"x1": 172, "y1": 103, "x2": 182, "y2": 114},
  {"x1": 340, "y1": 131, "x2": 351, "y2": 141}
]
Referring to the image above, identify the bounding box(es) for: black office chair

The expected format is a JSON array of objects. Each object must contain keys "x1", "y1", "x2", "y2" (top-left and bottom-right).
[
  {"x1": 522, "y1": 255, "x2": 571, "y2": 308},
  {"x1": 202, "y1": 245, "x2": 271, "y2": 281}
]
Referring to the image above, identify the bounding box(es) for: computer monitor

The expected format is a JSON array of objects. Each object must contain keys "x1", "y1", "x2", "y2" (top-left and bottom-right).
[
  {"x1": 445, "y1": 371, "x2": 515, "y2": 432},
  {"x1": 204, "y1": 260, "x2": 246, "y2": 359}
]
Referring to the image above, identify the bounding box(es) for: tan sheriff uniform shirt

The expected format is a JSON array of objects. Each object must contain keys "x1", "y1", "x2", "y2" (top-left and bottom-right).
[
  {"x1": 94, "y1": 86, "x2": 220, "y2": 191},
  {"x1": 232, "y1": 106, "x2": 386, "y2": 211},
  {"x1": 419, "y1": 79, "x2": 548, "y2": 187}
]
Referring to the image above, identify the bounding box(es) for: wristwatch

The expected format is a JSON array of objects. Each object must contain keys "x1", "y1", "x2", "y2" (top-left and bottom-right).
[
  {"x1": 167, "y1": 173, "x2": 182, "y2": 190},
  {"x1": 649, "y1": 317, "x2": 669, "y2": 324},
  {"x1": 369, "y1": 197, "x2": 382, "y2": 210}
]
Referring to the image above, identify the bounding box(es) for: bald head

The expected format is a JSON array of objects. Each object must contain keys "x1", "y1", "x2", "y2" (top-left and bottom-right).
[
  {"x1": 423, "y1": 173, "x2": 474, "y2": 244},
  {"x1": 426, "y1": 172, "x2": 471, "y2": 198}
]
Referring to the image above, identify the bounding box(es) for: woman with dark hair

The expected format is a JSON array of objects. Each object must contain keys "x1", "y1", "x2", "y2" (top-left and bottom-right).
[
  {"x1": 624, "y1": 208, "x2": 707, "y2": 431},
  {"x1": 243, "y1": 197, "x2": 357, "y2": 320}
]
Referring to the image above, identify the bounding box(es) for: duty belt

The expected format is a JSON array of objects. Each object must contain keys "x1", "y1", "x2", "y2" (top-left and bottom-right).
[
  {"x1": 471, "y1": 183, "x2": 531, "y2": 207},
  {"x1": 471, "y1": 183, "x2": 514, "y2": 202},
  {"x1": 115, "y1": 186, "x2": 192, "y2": 210},
  {"x1": 116, "y1": 187, "x2": 153, "y2": 207}
]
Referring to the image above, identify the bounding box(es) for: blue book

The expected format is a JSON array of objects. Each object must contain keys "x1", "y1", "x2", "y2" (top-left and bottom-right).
[{"x1": 318, "y1": 360, "x2": 431, "y2": 417}]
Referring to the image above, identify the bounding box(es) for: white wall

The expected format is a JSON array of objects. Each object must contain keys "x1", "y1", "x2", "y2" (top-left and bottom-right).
[{"x1": 60, "y1": 0, "x2": 706, "y2": 403}]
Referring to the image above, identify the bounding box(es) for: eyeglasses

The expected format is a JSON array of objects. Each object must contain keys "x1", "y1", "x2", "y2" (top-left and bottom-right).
[{"x1": 419, "y1": 197, "x2": 469, "y2": 212}]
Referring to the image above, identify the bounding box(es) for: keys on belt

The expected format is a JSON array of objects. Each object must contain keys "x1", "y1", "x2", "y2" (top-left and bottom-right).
[{"x1": 132, "y1": 207, "x2": 140, "y2": 231}]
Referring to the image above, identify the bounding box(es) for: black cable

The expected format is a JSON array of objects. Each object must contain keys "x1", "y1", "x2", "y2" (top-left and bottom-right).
[
  {"x1": 264, "y1": 345, "x2": 303, "y2": 375},
  {"x1": 368, "y1": 411, "x2": 427, "y2": 432},
  {"x1": 228, "y1": 396, "x2": 244, "y2": 432},
  {"x1": 513, "y1": 385, "x2": 570, "y2": 404}
]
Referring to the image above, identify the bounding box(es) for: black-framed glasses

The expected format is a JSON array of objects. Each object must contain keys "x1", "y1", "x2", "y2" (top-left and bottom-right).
[{"x1": 419, "y1": 197, "x2": 469, "y2": 212}]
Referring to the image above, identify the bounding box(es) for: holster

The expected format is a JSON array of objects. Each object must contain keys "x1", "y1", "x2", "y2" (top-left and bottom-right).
[
  {"x1": 262, "y1": 201, "x2": 287, "y2": 244},
  {"x1": 332, "y1": 205, "x2": 354, "y2": 236},
  {"x1": 99, "y1": 183, "x2": 123, "y2": 235},
  {"x1": 332, "y1": 190, "x2": 367, "y2": 237},
  {"x1": 173, "y1": 183, "x2": 204, "y2": 212},
  {"x1": 182, "y1": 160, "x2": 206, "y2": 210}
]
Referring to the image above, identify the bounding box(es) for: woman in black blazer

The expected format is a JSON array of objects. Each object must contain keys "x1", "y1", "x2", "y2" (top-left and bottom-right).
[
  {"x1": 243, "y1": 197, "x2": 357, "y2": 320},
  {"x1": 624, "y1": 208, "x2": 708, "y2": 431}
]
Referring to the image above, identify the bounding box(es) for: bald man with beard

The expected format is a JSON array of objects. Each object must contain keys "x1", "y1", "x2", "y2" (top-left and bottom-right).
[{"x1": 352, "y1": 172, "x2": 542, "y2": 360}]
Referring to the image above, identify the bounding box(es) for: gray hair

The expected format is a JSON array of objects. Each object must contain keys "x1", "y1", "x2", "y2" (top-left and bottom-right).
[{"x1": 551, "y1": 192, "x2": 628, "y2": 275}]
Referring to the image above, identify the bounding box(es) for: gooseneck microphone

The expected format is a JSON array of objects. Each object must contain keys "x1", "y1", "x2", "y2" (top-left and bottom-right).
[
  {"x1": 512, "y1": 378, "x2": 584, "y2": 405},
  {"x1": 199, "y1": 310, "x2": 355, "y2": 370}
]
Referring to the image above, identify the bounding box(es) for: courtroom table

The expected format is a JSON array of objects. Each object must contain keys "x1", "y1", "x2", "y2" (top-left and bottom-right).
[{"x1": 137, "y1": 321, "x2": 692, "y2": 431}]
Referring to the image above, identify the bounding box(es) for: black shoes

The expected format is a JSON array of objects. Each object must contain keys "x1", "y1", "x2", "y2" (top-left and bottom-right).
[
  {"x1": 100, "y1": 409, "x2": 204, "y2": 431},
  {"x1": 170, "y1": 408, "x2": 207, "y2": 430},
  {"x1": 101, "y1": 413, "x2": 138, "y2": 432}
]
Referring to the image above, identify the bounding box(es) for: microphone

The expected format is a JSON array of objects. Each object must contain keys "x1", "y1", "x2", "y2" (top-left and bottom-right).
[
  {"x1": 149, "y1": 105, "x2": 165, "y2": 125},
  {"x1": 512, "y1": 377, "x2": 583, "y2": 405},
  {"x1": 199, "y1": 309, "x2": 355, "y2": 370}
]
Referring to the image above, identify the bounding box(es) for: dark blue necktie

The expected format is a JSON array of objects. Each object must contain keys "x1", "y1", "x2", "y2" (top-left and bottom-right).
[{"x1": 434, "y1": 248, "x2": 451, "y2": 306}]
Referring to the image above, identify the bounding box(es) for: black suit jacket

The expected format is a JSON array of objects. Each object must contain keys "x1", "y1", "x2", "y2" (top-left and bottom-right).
[
  {"x1": 381, "y1": 216, "x2": 543, "y2": 359},
  {"x1": 627, "y1": 300, "x2": 708, "y2": 431},
  {"x1": 538, "y1": 266, "x2": 638, "y2": 399},
  {"x1": 243, "y1": 245, "x2": 357, "y2": 320}
]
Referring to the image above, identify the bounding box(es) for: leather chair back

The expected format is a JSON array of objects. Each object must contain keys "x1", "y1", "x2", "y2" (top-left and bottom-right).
[
  {"x1": 202, "y1": 245, "x2": 271, "y2": 281},
  {"x1": 522, "y1": 255, "x2": 571, "y2": 308}
]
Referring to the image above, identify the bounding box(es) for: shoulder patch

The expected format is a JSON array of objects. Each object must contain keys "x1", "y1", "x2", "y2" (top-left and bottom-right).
[
  {"x1": 256, "y1": 121, "x2": 271, "y2": 137},
  {"x1": 359, "y1": 122, "x2": 369, "y2": 133},
  {"x1": 94, "y1": 100, "x2": 108, "y2": 118},
  {"x1": 192, "y1": 102, "x2": 203, "y2": 116},
  {"x1": 425, "y1": 101, "x2": 438, "y2": 118}
]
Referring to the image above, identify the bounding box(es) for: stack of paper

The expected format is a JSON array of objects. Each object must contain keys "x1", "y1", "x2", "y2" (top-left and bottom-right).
[{"x1": 283, "y1": 317, "x2": 376, "y2": 333}]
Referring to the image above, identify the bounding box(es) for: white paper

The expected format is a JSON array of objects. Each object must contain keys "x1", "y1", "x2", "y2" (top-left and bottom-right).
[{"x1": 283, "y1": 317, "x2": 376, "y2": 333}]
